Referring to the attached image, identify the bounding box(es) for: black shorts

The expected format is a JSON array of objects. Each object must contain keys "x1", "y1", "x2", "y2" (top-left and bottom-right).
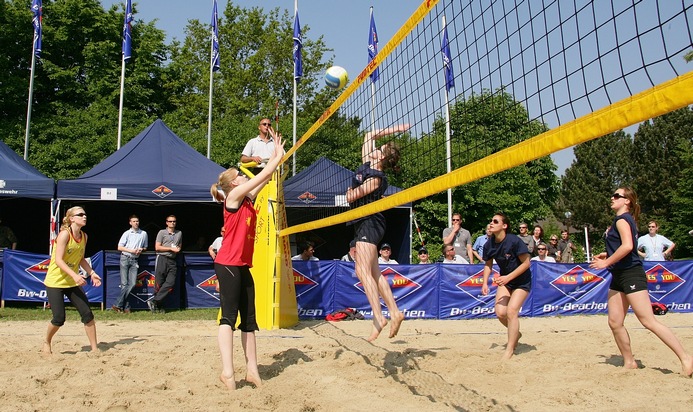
[
  {"x1": 507, "y1": 271, "x2": 532, "y2": 292},
  {"x1": 214, "y1": 263, "x2": 258, "y2": 332},
  {"x1": 609, "y1": 265, "x2": 648, "y2": 294},
  {"x1": 353, "y1": 213, "x2": 386, "y2": 246}
]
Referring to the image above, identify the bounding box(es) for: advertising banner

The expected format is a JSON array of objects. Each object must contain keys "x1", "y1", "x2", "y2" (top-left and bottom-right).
[
  {"x1": 2, "y1": 249, "x2": 102, "y2": 303},
  {"x1": 439, "y1": 264, "x2": 499, "y2": 319},
  {"x1": 530, "y1": 262, "x2": 610, "y2": 317},
  {"x1": 293, "y1": 260, "x2": 337, "y2": 319},
  {"x1": 332, "y1": 262, "x2": 438, "y2": 320},
  {"x1": 183, "y1": 253, "x2": 218, "y2": 308}
]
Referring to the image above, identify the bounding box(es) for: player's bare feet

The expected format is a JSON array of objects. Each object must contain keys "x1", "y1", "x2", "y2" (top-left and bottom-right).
[
  {"x1": 245, "y1": 372, "x2": 263, "y2": 388},
  {"x1": 681, "y1": 354, "x2": 693, "y2": 377},
  {"x1": 502, "y1": 349, "x2": 514, "y2": 360},
  {"x1": 42, "y1": 341, "x2": 52, "y2": 355},
  {"x1": 623, "y1": 359, "x2": 638, "y2": 369},
  {"x1": 388, "y1": 311, "x2": 404, "y2": 339},
  {"x1": 219, "y1": 373, "x2": 236, "y2": 391},
  {"x1": 367, "y1": 318, "x2": 388, "y2": 342}
]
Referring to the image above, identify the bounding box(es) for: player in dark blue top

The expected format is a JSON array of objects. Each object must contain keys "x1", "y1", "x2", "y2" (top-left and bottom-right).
[
  {"x1": 590, "y1": 187, "x2": 692, "y2": 376},
  {"x1": 481, "y1": 212, "x2": 531, "y2": 360},
  {"x1": 346, "y1": 123, "x2": 409, "y2": 341}
]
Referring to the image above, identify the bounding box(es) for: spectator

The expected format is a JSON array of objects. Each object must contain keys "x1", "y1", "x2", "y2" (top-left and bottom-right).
[
  {"x1": 531, "y1": 225, "x2": 544, "y2": 256},
  {"x1": 417, "y1": 247, "x2": 431, "y2": 264},
  {"x1": 377, "y1": 243, "x2": 398, "y2": 264},
  {"x1": 531, "y1": 243, "x2": 556, "y2": 262},
  {"x1": 112, "y1": 215, "x2": 148, "y2": 314},
  {"x1": 240, "y1": 118, "x2": 278, "y2": 175},
  {"x1": 637, "y1": 220, "x2": 675, "y2": 261},
  {"x1": 208, "y1": 227, "x2": 225, "y2": 261},
  {"x1": 0, "y1": 216, "x2": 17, "y2": 250},
  {"x1": 472, "y1": 224, "x2": 492, "y2": 262},
  {"x1": 546, "y1": 235, "x2": 559, "y2": 259},
  {"x1": 517, "y1": 222, "x2": 535, "y2": 255},
  {"x1": 148, "y1": 215, "x2": 182, "y2": 314},
  {"x1": 441, "y1": 244, "x2": 469, "y2": 264},
  {"x1": 557, "y1": 230, "x2": 576, "y2": 263},
  {"x1": 292, "y1": 240, "x2": 319, "y2": 261},
  {"x1": 341, "y1": 240, "x2": 357, "y2": 262},
  {"x1": 442, "y1": 213, "x2": 474, "y2": 263}
]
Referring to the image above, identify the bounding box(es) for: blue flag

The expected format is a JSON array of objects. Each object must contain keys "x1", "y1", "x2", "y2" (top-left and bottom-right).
[
  {"x1": 211, "y1": 0, "x2": 220, "y2": 72},
  {"x1": 31, "y1": 0, "x2": 42, "y2": 57},
  {"x1": 441, "y1": 23, "x2": 454, "y2": 91},
  {"x1": 293, "y1": 10, "x2": 302, "y2": 81},
  {"x1": 368, "y1": 9, "x2": 379, "y2": 82},
  {"x1": 122, "y1": 0, "x2": 133, "y2": 61}
]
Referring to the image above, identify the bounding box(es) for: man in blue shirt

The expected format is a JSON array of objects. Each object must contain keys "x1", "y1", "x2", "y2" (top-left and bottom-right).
[
  {"x1": 113, "y1": 215, "x2": 148, "y2": 313},
  {"x1": 472, "y1": 224, "x2": 492, "y2": 263}
]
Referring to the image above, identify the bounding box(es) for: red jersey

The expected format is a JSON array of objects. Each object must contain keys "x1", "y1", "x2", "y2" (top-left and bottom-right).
[{"x1": 215, "y1": 197, "x2": 257, "y2": 267}]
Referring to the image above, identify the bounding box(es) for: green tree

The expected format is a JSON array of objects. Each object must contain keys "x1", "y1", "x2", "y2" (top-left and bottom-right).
[{"x1": 560, "y1": 131, "x2": 632, "y2": 233}]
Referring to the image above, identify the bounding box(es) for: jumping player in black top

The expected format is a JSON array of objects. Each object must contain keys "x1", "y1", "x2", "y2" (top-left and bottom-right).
[{"x1": 346, "y1": 124, "x2": 409, "y2": 341}]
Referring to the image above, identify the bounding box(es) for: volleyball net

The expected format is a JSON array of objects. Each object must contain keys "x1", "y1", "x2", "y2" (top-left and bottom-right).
[{"x1": 279, "y1": 0, "x2": 693, "y2": 238}]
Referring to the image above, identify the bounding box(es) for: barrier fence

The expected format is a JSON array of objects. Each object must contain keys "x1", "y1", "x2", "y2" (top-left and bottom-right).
[{"x1": 2, "y1": 250, "x2": 691, "y2": 319}]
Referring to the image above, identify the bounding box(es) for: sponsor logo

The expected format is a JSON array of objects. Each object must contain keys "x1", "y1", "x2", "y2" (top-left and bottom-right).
[
  {"x1": 0, "y1": 179, "x2": 5, "y2": 188},
  {"x1": 152, "y1": 185, "x2": 173, "y2": 198},
  {"x1": 455, "y1": 267, "x2": 499, "y2": 304},
  {"x1": 298, "y1": 191, "x2": 316, "y2": 204},
  {"x1": 194, "y1": 274, "x2": 220, "y2": 301},
  {"x1": 293, "y1": 268, "x2": 319, "y2": 298},
  {"x1": 354, "y1": 267, "x2": 421, "y2": 306},
  {"x1": 24, "y1": 258, "x2": 51, "y2": 283},
  {"x1": 549, "y1": 266, "x2": 605, "y2": 300},
  {"x1": 646, "y1": 264, "x2": 685, "y2": 301},
  {"x1": 129, "y1": 270, "x2": 157, "y2": 303}
]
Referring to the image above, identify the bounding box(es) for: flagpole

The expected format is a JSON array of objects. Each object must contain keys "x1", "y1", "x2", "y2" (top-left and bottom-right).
[
  {"x1": 24, "y1": 48, "x2": 37, "y2": 160},
  {"x1": 292, "y1": 0, "x2": 299, "y2": 176},
  {"x1": 117, "y1": 55, "x2": 126, "y2": 149},
  {"x1": 206, "y1": 0, "x2": 215, "y2": 159},
  {"x1": 117, "y1": 0, "x2": 132, "y2": 150},
  {"x1": 25, "y1": 0, "x2": 42, "y2": 160},
  {"x1": 442, "y1": 15, "x2": 453, "y2": 226},
  {"x1": 369, "y1": 6, "x2": 377, "y2": 137}
]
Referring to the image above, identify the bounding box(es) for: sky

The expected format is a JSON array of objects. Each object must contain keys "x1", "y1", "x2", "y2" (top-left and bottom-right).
[{"x1": 99, "y1": 0, "x2": 578, "y2": 175}]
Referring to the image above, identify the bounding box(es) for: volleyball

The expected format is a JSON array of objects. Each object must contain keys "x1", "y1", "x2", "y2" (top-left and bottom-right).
[{"x1": 325, "y1": 66, "x2": 348, "y2": 89}]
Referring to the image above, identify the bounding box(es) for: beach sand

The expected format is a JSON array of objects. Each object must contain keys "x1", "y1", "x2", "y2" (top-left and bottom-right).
[{"x1": 1, "y1": 313, "x2": 692, "y2": 411}]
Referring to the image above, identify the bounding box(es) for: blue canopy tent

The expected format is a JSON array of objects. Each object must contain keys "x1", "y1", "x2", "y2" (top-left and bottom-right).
[
  {"x1": 283, "y1": 157, "x2": 412, "y2": 263},
  {"x1": 0, "y1": 140, "x2": 55, "y2": 253},
  {"x1": 55, "y1": 120, "x2": 227, "y2": 253}
]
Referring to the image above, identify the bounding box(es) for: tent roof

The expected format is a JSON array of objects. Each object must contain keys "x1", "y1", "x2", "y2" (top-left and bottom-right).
[
  {"x1": 0, "y1": 140, "x2": 55, "y2": 199},
  {"x1": 56, "y1": 120, "x2": 225, "y2": 201},
  {"x1": 283, "y1": 157, "x2": 409, "y2": 207}
]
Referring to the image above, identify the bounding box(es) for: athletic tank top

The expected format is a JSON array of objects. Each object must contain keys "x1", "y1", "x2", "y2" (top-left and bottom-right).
[
  {"x1": 605, "y1": 212, "x2": 641, "y2": 270},
  {"x1": 44, "y1": 229, "x2": 86, "y2": 288},
  {"x1": 215, "y1": 197, "x2": 257, "y2": 267}
]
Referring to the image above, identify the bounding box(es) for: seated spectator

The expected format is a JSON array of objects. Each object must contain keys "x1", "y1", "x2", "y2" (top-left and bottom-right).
[
  {"x1": 441, "y1": 244, "x2": 469, "y2": 264},
  {"x1": 341, "y1": 240, "x2": 356, "y2": 262},
  {"x1": 531, "y1": 243, "x2": 556, "y2": 262},
  {"x1": 637, "y1": 220, "x2": 675, "y2": 261},
  {"x1": 546, "y1": 235, "x2": 559, "y2": 259},
  {"x1": 208, "y1": 227, "x2": 225, "y2": 260},
  {"x1": 0, "y1": 216, "x2": 17, "y2": 250},
  {"x1": 377, "y1": 243, "x2": 398, "y2": 264},
  {"x1": 292, "y1": 240, "x2": 319, "y2": 261},
  {"x1": 417, "y1": 247, "x2": 431, "y2": 264}
]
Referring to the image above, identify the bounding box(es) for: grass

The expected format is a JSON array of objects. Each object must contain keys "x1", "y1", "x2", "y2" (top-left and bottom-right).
[{"x1": 0, "y1": 303, "x2": 219, "y2": 322}]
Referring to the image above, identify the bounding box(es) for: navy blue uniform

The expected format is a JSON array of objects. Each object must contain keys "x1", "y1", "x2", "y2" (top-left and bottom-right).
[{"x1": 483, "y1": 233, "x2": 532, "y2": 291}]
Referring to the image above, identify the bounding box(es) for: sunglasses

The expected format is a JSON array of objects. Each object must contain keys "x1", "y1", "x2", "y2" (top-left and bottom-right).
[
  {"x1": 74, "y1": 213, "x2": 87, "y2": 217},
  {"x1": 611, "y1": 193, "x2": 626, "y2": 200},
  {"x1": 519, "y1": 226, "x2": 527, "y2": 229},
  {"x1": 260, "y1": 122, "x2": 271, "y2": 126},
  {"x1": 452, "y1": 218, "x2": 460, "y2": 222},
  {"x1": 418, "y1": 251, "x2": 428, "y2": 255},
  {"x1": 167, "y1": 220, "x2": 177, "y2": 223},
  {"x1": 537, "y1": 247, "x2": 547, "y2": 250},
  {"x1": 491, "y1": 218, "x2": 500, "y2": 224}
]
